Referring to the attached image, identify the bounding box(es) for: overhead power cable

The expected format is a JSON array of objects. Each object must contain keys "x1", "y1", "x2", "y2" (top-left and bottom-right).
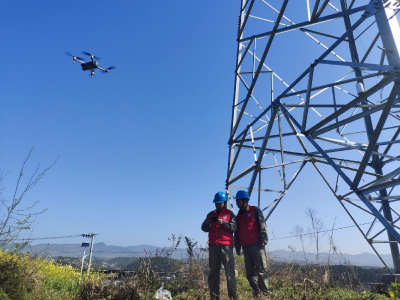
[
  {"x1": 20, "y1": 221, "x2": 378, "y2": 255},
  {"x1": 269, "y1": 222, "x2": 372, "y2": 241},
  {"x1": 43, "y1": 249, "x2": 170, "y2": 254},
  {"x1": 18, "y1": 222, "x2": 373, "y2": 244},
  {"x1": 13, "y1": 234, "x2": 83, "y2": 241}
]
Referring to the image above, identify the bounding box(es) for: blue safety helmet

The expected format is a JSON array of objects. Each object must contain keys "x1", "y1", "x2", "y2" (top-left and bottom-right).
[
  {"x1": 236, "y1": 190, "x2": 250, "y2": 200},
  {"x1": 213, "y1": 191, "x2": 227, "y2": 203}
]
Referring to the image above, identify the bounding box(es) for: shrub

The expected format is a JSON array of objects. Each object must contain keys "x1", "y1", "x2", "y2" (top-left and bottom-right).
[
  {"x1": 0, "y1": 250, "x2": 39, "y2": 299},
  {"x1": 0, "y1": 250, "x2": 105, "y2": 300},
  {"x1": 0, "y1": 288, "x2": 10, "y2": 300}
]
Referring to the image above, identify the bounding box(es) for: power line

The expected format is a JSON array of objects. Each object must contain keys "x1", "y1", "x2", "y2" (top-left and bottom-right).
[
  {"x1": 14, "y1": 221, "x2": 375, "y2": 248},
  {"x1": 43, "y1": 249, "x2": 171, "y2": 254},
  {"x1": 269, "y1": 222, "x2": 372, "y2": 241},
  {"x1": 23, "y1": 221, "x2": 374, "y2": 256},
  {"x1": 13, "y1": 234, "x2": 83, "y2": 241}
]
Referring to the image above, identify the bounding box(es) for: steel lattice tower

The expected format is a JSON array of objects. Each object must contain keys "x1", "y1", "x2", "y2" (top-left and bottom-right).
[{"x1": 226, "y1": 0, "x2": 400, "y2": 273}]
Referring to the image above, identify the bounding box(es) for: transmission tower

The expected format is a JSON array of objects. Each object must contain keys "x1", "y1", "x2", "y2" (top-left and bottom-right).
[{"x1": 226, "y1": 0, "x2": 400, "y2": 273}]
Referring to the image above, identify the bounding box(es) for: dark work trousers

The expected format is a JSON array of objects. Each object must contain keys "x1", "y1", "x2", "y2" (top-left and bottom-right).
[
  {"x1": 208, "y1": 244, "x2": 238, "y2": 300},
  {"x1": 242, "y1": 244, "x2": 269, "y2": 297}
]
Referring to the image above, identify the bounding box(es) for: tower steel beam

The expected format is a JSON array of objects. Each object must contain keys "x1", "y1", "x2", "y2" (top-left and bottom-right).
[
  {"x1": 226, "y1": 0, "x2": 400, "y2": 272},
  {"x1": 239, "y1": 5, "x2": 367, "y2": 43},
  {"x1": 227, "y1": 0, "x2": 247, "y2": 210},
  {"x1": 229, "y1": 0, "x2": 289, "y2": 143},
  {"x1": 371, "y1": 0, "x2": 400, "y2": 272}
]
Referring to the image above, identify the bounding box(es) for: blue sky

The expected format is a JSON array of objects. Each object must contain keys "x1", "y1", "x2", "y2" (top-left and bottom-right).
[{"x1": 0, "y1": 0, "x2": 398, "y2": 257}]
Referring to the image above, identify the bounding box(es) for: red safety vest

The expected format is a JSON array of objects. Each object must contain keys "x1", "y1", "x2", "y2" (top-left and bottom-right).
[
  {"x1": 208, "y1": 209, "x2": 234, "y2": 246},
  {"x1": 237, "y1": 205, "x2": 260, "y2": 246}
]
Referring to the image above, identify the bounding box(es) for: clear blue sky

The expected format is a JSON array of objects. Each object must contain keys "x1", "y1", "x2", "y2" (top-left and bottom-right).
[{"x1": 0, "y1": 0, "x2": 397, "y2": 256}]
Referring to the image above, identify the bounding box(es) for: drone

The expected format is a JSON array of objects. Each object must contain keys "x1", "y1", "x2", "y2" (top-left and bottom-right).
[{"x1": 66, "y1": 51, "x2": 115, "y2": 78}]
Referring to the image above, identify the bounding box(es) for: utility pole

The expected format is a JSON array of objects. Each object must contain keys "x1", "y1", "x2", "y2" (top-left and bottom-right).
[
  {"x1": 80, "y1": 242, "x2": 90, "y2": 281},
  {"x1": 82, "y1": 233, "x2": 97, "y2": 276}
]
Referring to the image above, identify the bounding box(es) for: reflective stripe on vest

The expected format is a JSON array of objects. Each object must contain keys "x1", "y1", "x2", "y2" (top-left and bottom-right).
[
  {"x1": 208, "y1": 209, "x2": 234, "y2": 246},
  {"x1": 237, "y1": 205, "x2": 260, "y2": 246}
]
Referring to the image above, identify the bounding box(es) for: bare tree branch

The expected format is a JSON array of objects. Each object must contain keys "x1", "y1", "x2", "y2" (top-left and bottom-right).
[{"x1": 0, "y1": 147, "x2": 58, "y2": 250}]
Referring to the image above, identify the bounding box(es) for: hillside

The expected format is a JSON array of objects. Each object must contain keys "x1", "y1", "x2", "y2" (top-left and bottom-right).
[
  {"x1": 125, "y1": 257, "x2": 184, "y2": 272},
  {"x1": 55, "y1": 256, "x2": 138, "y2": 270}
]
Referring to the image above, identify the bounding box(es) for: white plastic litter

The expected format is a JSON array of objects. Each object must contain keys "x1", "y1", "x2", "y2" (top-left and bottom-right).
[{"x1": 154, "y1": 287, "x2": 172, "y2": 300}]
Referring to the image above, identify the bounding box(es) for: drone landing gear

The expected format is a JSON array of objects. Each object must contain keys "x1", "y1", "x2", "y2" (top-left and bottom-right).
[{"x1": 90, "y1": 70, "x2": 94, "y2": 78}]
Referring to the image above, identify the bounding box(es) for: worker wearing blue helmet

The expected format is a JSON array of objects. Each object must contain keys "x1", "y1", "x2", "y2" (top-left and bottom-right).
[
  {"x1": 201, "y1": 191, "x2": 238, "y2": 300},
  {"x1": 234, "y1": 190, "x2": 269, "y2": 297}
]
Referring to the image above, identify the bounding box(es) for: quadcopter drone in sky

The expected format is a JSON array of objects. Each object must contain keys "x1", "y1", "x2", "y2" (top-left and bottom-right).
[{"x1": 66, "y1": 51, "x2": 115, "y2": 78}]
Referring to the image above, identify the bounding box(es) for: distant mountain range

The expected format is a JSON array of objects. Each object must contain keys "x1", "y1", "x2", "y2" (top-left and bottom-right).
[
  {"x1": 24, "y1": 242, "x2": 394, "y2": 268},
  {"x1": 269, "y1": 249, "x2": 393, "y2": 268},
  {"x1": 24, "y1": 242, "x2": 161, "y2": 259}
]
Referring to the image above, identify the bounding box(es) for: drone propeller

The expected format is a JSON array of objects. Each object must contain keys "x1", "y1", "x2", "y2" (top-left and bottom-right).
[
  {"x1": 82, "y1": 51, "x2": 101, "y2": 60},
  {"x1": 65, "y1": 51, "x2": 84, "y2": 61},
  {"x1": 100, "y1": 66, "x2": 116, "y2": 73}
]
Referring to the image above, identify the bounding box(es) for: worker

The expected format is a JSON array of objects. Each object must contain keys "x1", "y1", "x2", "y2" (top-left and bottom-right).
[
  {"x1": 201, "y1": 191, "x2": 238, "y2": 300},
  {"x1": 234, "y1": 190, "x2": 269, "y2": 297}
]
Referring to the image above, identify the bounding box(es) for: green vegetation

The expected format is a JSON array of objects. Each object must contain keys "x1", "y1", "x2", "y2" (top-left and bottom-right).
[
  {"x1": 0, "y1": 249, "x2": 105, "y2": 300},
  {"x1": 0, "y1": 242, "x2": 396, "y2": 299}
]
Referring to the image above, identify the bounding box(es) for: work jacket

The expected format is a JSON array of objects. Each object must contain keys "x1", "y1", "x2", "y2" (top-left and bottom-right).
[
  {"x1": 235, "y1": 205, "x2": 268, "y2": 251},
  {"x1": 201, "y1": 208, "x2": 236, "y2": 246}
]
